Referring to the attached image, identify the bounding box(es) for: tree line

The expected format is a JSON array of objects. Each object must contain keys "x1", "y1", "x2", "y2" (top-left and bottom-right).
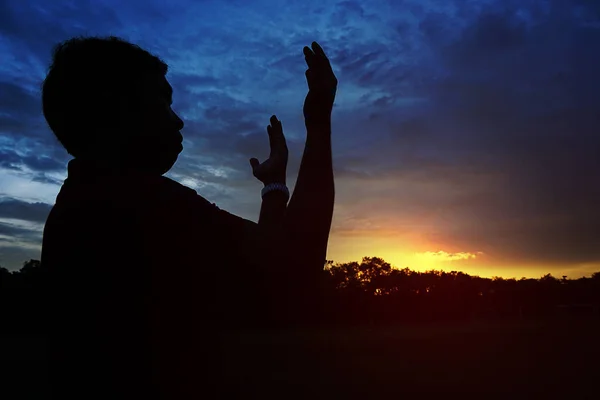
[
  {"x1": 2, "y1": 257, "x2": 600, "y2": 333},
  {"x1": 320, "y1": 257, "x2": 600, "y2": 326}
]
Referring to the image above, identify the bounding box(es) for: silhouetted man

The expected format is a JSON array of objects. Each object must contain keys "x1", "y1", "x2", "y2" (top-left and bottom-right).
[{"x1": 40, "y1": 36, "x2": 337, "y2": 399}]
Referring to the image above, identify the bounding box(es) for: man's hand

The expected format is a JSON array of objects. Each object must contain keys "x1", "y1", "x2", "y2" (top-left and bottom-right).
[
  {"x1": 303, "y1": 42, "x2": 338, "y2": 128},
  {"x1": 249, "y1": 115, "x2": 288, "y2": 186}
]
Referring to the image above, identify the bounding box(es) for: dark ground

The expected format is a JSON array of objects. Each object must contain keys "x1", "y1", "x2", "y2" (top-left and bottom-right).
[{"x1": 2, "y1": 319, "x2": 599, "y2": 399}]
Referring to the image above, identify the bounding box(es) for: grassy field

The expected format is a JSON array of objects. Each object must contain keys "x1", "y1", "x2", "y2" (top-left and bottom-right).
[
  {"x1": 221, "y1": 319, "x2": 600, "y2": 398},
  {"x1": 3, "y1": 319, "x2": 600, "y2": 399}
]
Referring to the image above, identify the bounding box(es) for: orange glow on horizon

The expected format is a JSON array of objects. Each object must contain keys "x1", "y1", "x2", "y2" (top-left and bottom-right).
[{"x1": 325, "y1": 232, "x2": 599, "y2": 279}]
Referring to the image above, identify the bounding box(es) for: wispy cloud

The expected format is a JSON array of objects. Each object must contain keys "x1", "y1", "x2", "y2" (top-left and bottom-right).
[{"x1": 416, "y1": 251, "x2": 482, "y2": 263}]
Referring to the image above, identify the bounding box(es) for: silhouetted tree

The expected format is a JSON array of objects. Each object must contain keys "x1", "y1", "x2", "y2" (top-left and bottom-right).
[{"x1": 2, "y1": 257, "x2": 599, "y2": 331}]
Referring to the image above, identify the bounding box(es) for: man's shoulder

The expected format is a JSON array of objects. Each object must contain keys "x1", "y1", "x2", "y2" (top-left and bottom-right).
[
  {"x1": 51, "y1": 173, "x2": 219, "y2": 222},
  {"x1": 154, "y1": 177, "x2": 252, "y2": 233},
  {"x1": 155, "y1": 175, "x2": 200, "y2": 198},
  {"x1": 154, "y1": 176, "x2": 218, "y2": 210},
  {"x1": 49, "y1": 172, "x2": 243, "y2": 240}
]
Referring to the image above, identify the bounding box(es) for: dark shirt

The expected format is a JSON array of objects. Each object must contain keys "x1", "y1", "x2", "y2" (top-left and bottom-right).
[{"x1": 41, "y1": 158, "x2": 267, "y2": 399}]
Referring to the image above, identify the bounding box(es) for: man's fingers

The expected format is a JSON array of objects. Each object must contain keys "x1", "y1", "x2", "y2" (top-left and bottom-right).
[
  {"x1": 303, "y1": 46, "x2": 316, "y2": 67},
  {"x1": 305, "y1": 68, "x2": 313, "y2": 82},
  {"x1": 267, "y1": 124, "x2": 275, "y2": 154},
  {"x1": 269, "y1": 115, "x2": 285, "y2": 139},
  {"x1": 267, "y1": 116, "x2": 287, "y2": 159},
  {"x1": 311, "y1": 41, "x2": 327, "y2": 58},
  {"x1": 305, "y1": 42, "x2": 336, "y2": 84},
  {"x1": 303, "y1": 46, "x2": 315, "y2": 58},
  {"x1": 309, "y1": 42, "x2": 328, "y2": 67},
  {"x1": 251, "y1": 115, "x2": 288, "y2": 181},
  {"x1": 304, "y1": 42, "x2": 326, "y2": 68}
]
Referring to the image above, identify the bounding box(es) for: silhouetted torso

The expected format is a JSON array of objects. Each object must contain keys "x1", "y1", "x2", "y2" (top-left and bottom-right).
[{"x1": 42, "y1": 158, "x2": 264, "y2": 399}]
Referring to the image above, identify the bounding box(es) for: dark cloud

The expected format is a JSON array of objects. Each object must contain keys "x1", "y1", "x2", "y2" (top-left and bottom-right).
[
  {"x1": 0, "y1": 148, "x2": 23, "y2": 170},
  {"x1": 418, "y1": 12, "x2": 457, "y2": 45},
  {"x1": 0, "y1": 81, "x2": 40, "y2": 120},
  {"x1": 169, "y1": 73, "x2": 221, "y2": 89},
  {"x1": 391, "y1": 1, "x2": 600, "y2": 266},
  {"x1": 429, "y1": 189, "x2": 600, "y2": 266},
  {"x1": 0, "y1": 198, "x2": 52, "y2": 223},
  {"x1": 30, "y1": 173, "x2": 64, "y2": 186},
  {"x1": 0, "y1": 80, "x2": 51, "y2": 147},
  {"x1": 0, "y1": 147, "x2": 65, "y2": 172},
  {"x1": 0, "y1": 221, "x2": 42, "y2": 241},
  {"x1": 449, "y1": 12, "x2": 528, "y2": 65},
  {"x1": 0, "y1": 0, "x2": 122, "y2": 60}
]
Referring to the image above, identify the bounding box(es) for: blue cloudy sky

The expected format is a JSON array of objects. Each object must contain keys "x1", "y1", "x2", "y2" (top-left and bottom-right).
[{"x1": 0, "y1": 0, "x2": 599, "y2": 278}]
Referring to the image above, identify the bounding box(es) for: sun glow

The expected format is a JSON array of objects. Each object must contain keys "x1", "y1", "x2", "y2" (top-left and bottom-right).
[
  {"x1": 324, "y1": 231, "x2": 597, "y2": 279},
  {"x1": 415, "y1": 251, "x2": 483, "y2": 263}
]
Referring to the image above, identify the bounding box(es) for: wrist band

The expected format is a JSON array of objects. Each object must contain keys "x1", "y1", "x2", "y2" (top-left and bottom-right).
[{"x1": 261, "y1": 183, "x2": 289, "y2": 199}]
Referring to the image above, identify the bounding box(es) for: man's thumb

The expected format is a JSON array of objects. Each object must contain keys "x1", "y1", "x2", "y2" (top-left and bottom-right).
[{"x1": 249, "y1": 158, "x2": 260, "y2": 170}]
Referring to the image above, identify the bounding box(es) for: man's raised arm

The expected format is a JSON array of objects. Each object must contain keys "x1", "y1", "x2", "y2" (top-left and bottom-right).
[
  {"x1": 242, "y1": 42, "x2": 336, "y2": 281},
  {"x1": 281, "y1": 42, "x2": 337, "y2": 280}
]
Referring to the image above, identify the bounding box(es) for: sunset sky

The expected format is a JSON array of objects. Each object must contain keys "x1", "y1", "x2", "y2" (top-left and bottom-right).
[{"x1": 0, "y1": 0, "x2": 599, "y2": 278}]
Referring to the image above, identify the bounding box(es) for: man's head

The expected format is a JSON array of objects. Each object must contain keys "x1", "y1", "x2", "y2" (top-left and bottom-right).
[{"x1": 42, "y1": 36, "x2": 184, "y2": 175}]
